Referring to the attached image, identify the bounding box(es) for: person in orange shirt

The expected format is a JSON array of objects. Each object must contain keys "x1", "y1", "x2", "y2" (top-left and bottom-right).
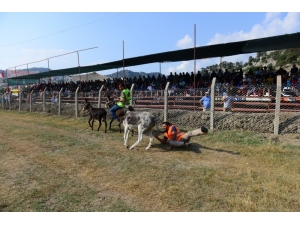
[{"x1": 154, "y1": 121, "x2": 208, "y2": 150}]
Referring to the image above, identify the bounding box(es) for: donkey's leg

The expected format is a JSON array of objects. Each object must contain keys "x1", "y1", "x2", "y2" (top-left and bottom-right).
[
  {"x1": 97, "y1": 117, "x2": 101, "y2": 131},
  {"x1": 118, "y1": 117, "x2": 124, "y2": 133},
  {"x1": 129, "y1": 125, "x2": 144, "y2": 150},
  {"x1": 109, "y1": 118, "x2": 114, "y2": 131},
  {"x1": 124, "y1": 124, "x2": 130, "y2": 147},
  {"x1": 145, "y1": 128, "x2": 154, "y2": 150},
  {"x1": 91, "y1": 118, "x2": 95, "y2": 130},
  {"x1": 116, "y1": 110, "x2": 124, "y2": 133},
  {"x1": 88, "y1": 117, "x2": 93, "y2": 130}
]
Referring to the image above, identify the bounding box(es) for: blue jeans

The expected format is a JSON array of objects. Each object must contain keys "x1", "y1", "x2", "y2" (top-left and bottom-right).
[{"x1": 110, "y1": 104, "x2": 122, "y2": 120}]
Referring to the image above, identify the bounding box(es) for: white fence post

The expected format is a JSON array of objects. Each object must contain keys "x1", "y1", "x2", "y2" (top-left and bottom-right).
[
  {"x1": 164, "y1": 82, "x2": 170, "y2": 122},
  {"x1": 30, "y1": 90, "x2": 33, "y2": 113},
  {"x1": 58, "y1": 88, "x2": 63, "y2": 116},
  {"x1": 274, "y1": 75, "x2": 282, "y2": 135},
  {"x1": 210, "y1": 77, "x2": 216, "y2": 131},
  {"x1": 75, "y1": 87, "x2": 79, "y2": 118},
  {"x1": 98, "y1": 85, "x2": 105, "y2": 108},
  {"x1": 42, "y1": 89, "x2": 46, "y2": 112},
  {"x1": 130, "y1": 83, "x2": 135, "y2": 106},
  {"x1": 98, "y1": 85, "x2": 104, "y2": 108},
  {"x1": 8, "y1": 92, "x2": 11, "y2": 110},
  {"x1": 19, "y1": 91, "x2": 22, "y2": 111}
]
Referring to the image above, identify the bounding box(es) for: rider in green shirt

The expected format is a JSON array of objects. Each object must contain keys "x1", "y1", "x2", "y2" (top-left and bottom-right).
[{"x1": 109, "y1": 83, "x2": 131, "y2": 123}]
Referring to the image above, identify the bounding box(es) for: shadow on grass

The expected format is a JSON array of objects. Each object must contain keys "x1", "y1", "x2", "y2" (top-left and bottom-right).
[
  {"x1": 151, "y1": 143, "x2": 240, "y2": 155},
  {"x1": 200, "y1": 145, "x2": 241, "y2": 155},
  {"x1": 150, "y1": 143, "x2": 202, "y2": 154}
]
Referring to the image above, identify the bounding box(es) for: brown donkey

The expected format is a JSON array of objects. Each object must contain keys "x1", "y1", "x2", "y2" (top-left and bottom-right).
[
  {"x1": 105, "y1": 95, "x2": 134, "y2": 133},
  {"x1": 83, "y1": 98, "x2": 107, "y2": 132}
]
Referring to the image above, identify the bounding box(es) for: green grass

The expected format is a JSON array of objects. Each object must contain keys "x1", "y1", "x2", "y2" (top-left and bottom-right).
[{"x1": 0, "y1": 109, "x2": 300, "y2": 212}]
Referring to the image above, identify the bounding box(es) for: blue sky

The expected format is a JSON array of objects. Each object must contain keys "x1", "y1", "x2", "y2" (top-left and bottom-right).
[{"x1": 1, "y1": 1, "x2": 300, "y2": 77}]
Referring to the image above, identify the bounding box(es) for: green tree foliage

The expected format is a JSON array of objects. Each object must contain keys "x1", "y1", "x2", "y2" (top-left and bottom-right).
[
  {"x1": 199, "y1": 47, "x2": 300, "y2": 74},
  {"x1": 261, "y1": 56, "x2": 267, "y2": 63}
]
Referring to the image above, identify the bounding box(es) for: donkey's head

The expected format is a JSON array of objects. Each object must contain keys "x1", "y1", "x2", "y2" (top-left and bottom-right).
[{"x1": 83, "y1": 98, "x2": 92, "y2": 111}]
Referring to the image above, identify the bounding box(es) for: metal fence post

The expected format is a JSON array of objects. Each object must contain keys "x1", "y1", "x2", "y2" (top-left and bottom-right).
[
  {"x1": 210, "y1": 77, "x2": 216, "y2": 131},
  {"x1": 164, "y1": 82, "x2": 170, "y2": 122},
  {"x1": 19, "y1": 91, "x2": 22, "y2": 111},
  {"x1": 1, "y1": 94, "x2": 3, "y2": 109},
  {"x1": 43, "y1": 89, "x2": 46, "y2": 112},
  {"x1": 274, "y1": 75, "x2": 282, "y2": 135},
  {"x1": 130, "y1": 83, "x2": 135, "y2": 106},
  {"x1": 8, "y1": 92, "x2": 11, "y2": 110},
  {"x1": 98, "y1": 85, "x2": 104, "y2": 108},
  {"x1": 75, "y1": 87, "x2": 79, "y2": 118},
  {"x1": 30, "y1": 90, "x2": 33, "y2": 113},
  {"x1": 58, "y1": 88, "x2": 63, "y2": 116}
]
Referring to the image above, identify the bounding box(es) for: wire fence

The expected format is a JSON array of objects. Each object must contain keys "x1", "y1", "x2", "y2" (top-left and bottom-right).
[{"x1": 1, "y1": 76, "x2": 300, "y2": 134}]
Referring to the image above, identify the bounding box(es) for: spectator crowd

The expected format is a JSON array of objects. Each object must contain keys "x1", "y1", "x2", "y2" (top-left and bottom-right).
[{"x1": 3, "y1": 64, "x2": 300, "y2": 97}]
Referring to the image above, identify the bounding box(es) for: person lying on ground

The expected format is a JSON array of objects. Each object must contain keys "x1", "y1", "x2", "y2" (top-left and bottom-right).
[{"x1": 154, "y1": 121, "x2": 208, "y2": 150}]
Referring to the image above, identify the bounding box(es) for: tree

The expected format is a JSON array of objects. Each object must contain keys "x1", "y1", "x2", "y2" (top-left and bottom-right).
[
  {"x1": 235, "y1": 61, "x2": 241, "y2": 68},
  {"x1": 220, "y1": 61, "x2": 228, "y2": 69},
  {"x1": 227, "y1": 62, "x2": 234, "y2": 70},
  {"x1": 257, "y1": 52, "x2": 264, "y2": 58},
  {"x1": 248, "y1": 56, "x2": 254, "y2": 64}
]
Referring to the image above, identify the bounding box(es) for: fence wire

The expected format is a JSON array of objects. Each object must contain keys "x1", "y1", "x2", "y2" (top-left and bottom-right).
[{"x1": 1, "y1": 76, "x2": 300, "y2": 135}]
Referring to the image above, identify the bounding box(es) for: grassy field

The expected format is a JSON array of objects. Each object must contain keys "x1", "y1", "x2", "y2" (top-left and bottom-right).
[{"x1": 0, "y1": 109, "x2": 299, "y2": 212}]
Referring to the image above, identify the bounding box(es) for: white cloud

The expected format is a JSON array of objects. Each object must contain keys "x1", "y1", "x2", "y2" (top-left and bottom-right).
[
  {"x1": 176, "y1": 35, "x2": 193, "y2": 49},
  {"x1": 165, "y1": 61, "x2": 189, "y2": 74},
  {"x1": 207, "y1": 12, "x2": 300, "y2": 45},
  {"x1": 169, "y1": 12, "x2": 300, "y2": 74},
  {"x1": 264, "y1": 12, "x2": 281, "y2": 23},
  {"x1": 164, "y1": 60, "x2": 215, "y2": 75}
]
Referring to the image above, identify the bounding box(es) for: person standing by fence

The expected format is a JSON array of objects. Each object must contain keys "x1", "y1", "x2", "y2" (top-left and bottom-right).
[
  {"x1": 3, "y1": 92, "x2": 9, "y2": 105},
  {"x1": 222, "y1": 90, "x2": 235, "y2": 112},
  {"x1": 199, "y1": 91, "x2": 211, "y2": 111}
]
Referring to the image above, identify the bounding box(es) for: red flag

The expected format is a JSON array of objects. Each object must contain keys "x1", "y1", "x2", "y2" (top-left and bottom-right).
[{"x1": 1, "y1": 71, "x2": 4, "y2": 78}]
